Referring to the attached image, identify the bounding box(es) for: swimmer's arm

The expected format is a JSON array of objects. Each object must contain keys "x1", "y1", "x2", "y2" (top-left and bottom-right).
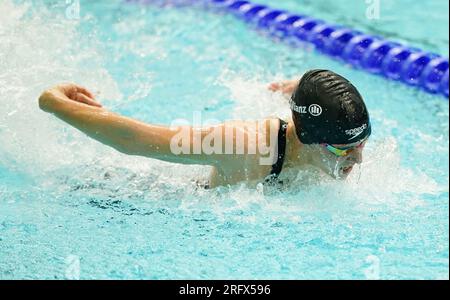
[{"x1": 38, "y1": 84, "x2": 229, "y2": 167}]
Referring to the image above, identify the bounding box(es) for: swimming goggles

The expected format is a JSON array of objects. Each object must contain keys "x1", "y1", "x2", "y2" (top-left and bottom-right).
[{"x1": 322, "y1": 138, "x2": 367, "y2": 157}]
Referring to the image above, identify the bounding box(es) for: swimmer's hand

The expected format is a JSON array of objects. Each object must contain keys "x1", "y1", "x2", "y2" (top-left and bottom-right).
[
  {"x1": 268, "y1": 79, "x2": 299, "y2": 96},
  {"x1": 39, "y1": 84, "x2": 102, "y2": 112}
]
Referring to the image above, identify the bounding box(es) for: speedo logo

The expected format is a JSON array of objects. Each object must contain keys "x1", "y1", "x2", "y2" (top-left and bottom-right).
[
  {"x1": 346, "y1": 124, "x2": 368, "y2": 140},
  {"x1": 289, "y1": 100, "x2": 322, "y2": 117}
]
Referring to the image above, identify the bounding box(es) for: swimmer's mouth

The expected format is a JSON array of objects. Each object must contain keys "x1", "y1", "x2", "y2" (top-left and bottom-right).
[{"x1": 341, "y1": 166, "x2": 353, "y2": 174}]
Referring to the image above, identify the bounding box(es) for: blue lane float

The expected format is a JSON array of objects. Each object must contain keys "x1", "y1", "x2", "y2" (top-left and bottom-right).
[{"x1": 129, "y1": 0, "x2": 449, "y2": 98}]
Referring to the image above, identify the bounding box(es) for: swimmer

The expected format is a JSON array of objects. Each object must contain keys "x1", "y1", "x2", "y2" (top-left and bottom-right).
[{"x1": 38, "y1": 69, "x2": 371, "y2": 188}]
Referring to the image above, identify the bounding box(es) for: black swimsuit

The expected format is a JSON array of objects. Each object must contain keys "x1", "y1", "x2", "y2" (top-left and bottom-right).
[{"x1": 264, "y1": 119, "x2": 288, "y2": 185}]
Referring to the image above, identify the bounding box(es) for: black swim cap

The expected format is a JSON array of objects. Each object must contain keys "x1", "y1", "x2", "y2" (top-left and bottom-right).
[{"x1": 290, "y1": 69, "x2": 371, "y2": 145}]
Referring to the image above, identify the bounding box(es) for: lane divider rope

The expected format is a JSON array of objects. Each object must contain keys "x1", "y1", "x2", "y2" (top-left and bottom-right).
[{"x1": 128, "y1": 0, "x2": 449, "y2": 98}]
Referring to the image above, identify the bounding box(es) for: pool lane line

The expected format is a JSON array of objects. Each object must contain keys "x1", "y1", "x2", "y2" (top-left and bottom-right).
[{"x1": 126, "y1": 0, "x2": 449, "y2": 99}]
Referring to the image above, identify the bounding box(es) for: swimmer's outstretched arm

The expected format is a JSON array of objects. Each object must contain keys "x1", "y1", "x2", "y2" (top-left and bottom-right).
[{"x1": 38, "y1": 84, "x2": 229, "y2": 167}]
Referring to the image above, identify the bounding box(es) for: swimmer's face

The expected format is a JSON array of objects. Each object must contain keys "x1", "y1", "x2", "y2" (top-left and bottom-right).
[{"x1": 310, "y1": 139, "x2": 367, "y2": 179}]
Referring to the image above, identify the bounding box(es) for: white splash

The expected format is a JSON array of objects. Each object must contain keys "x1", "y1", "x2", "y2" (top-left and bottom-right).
[
  {"x1": 0, "y1": 0, "x2": 119, "y2": 175},
  {"x1": 0, "y1": 1, "x2": 446, "y2": 219}
]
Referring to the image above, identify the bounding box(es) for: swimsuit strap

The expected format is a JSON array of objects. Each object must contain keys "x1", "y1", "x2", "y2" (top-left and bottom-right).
[{"x1": 265, "y1": 119, "x2": 288, "y2": 184}]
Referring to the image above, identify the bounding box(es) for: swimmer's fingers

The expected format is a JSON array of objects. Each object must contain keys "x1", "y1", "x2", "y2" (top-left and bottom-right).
[
  {"x1": 268, "y1": 82, "x2": 281, "y2": 92},
  {"x1": 73, "y1": 92, "x2": 103, "y2": 108},
  {"x1": 269, "y1": 80, "x2": 298, "y2": 95},
  {"x1": 58, "y1": 84, "x2": 101, "y2": 107},
  {"x1": 59, "y1": 84, "x2": 96, "y2": 100},
  {"x1": 75, "y1": 85, "x2": 96, "y2": 100}
]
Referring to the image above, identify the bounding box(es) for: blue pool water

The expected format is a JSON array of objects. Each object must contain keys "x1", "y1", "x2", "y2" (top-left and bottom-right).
[{"x1": 0, "y1": 0, "x2": 448, "y2": 279}]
